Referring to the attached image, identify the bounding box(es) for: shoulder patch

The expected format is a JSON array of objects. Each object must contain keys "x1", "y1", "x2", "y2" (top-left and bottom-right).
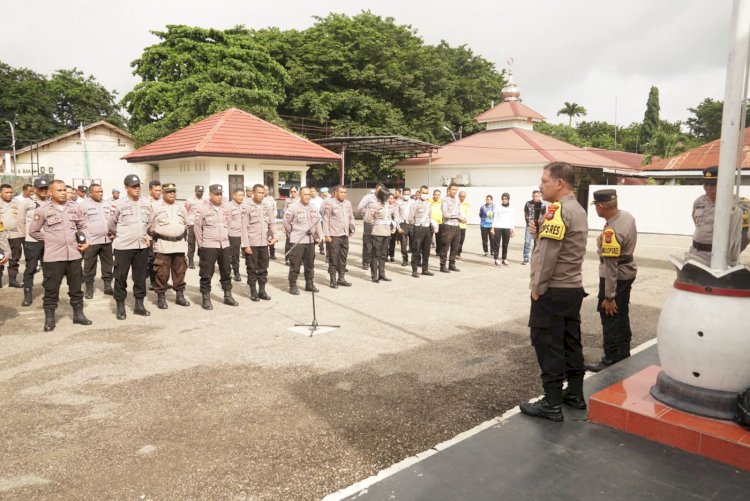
[
  {"x1": 600, "y1": 228, "x2": 621, "y2": 257},
  {"x1": 539, "y1": 202, "x2": 566, "y2": 240},
  {"x1": 34, "y1": 213, "x2": 41, "y2": 221}
]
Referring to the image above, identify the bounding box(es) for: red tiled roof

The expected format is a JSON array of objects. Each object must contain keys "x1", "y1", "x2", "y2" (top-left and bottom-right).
[
  {"x1": 123, "y1": 108, "x2": 341, "y2": 164},
  {"x1": 474, "y1": 101, "x2": 546, "y2": 123},
  {"x1": 398, "y1": 128, "x2": 635, "y2": 170},
  {"x1": 646, "y1": 127, "x2": 750, "y2": 171},
  {"x1": 583, "y1": 147, "x2": 645, "y2": 170}
]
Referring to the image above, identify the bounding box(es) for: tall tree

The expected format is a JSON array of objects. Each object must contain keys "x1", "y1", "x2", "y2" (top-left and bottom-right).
[
  {"x1": 123, "y1": 25, "x2": 289, "y2": 146},
  {"x1": 556, "y1": 101, "x2": 587, "y2": 127},
  {"x1": 49, "y1": 68, "x2": 125, "y2": 129},
  {"x1": 643, "y1": 129, "x2": 686, "y2": 164},
  {"x1": 640, "y1": 86, "x2": 660, "y2": 147}
]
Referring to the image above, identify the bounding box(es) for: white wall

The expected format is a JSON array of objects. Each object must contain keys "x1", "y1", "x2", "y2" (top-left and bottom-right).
[
  {"x1": 404, "y1": 164, "x2": 544, "y2": 190},
  {"x1": 586, "y1": 184, "x2": 750, "y2": 235}
]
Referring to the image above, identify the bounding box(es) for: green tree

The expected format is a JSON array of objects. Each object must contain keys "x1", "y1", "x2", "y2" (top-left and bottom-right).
[
  {"x1": 556, "y1": 101, "x2": 587, "y2": 127},
  {"x1": 534, "y1": 122, "x2": 587, "y2": 146},
  {"x1": 685, "y1": 97, "x2": 750, "y2": 142},
  {"x1": 643, "y1": 129, "x2": 687, "y2": 164},
  {"x1": 640, "y1": 86, "x2": 660, "y2": 147},
  {"x1": 49, "y1": 68, "x2": 125, "y2": 129},
  {"x1": 123, "y1": 25, "x2": 289, "y2": 146}
]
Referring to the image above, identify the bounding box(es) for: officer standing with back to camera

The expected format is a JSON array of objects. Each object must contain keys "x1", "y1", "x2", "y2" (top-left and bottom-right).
[
  {"x1": 688, "y1": 166, "x2": 750, "y2": 264},
  {"x1": 28, "y1": 180, "x2": 92, "y2": 332},
  {"x1": 81, "y1": 183, "x2": 114, "y2": 298},
  {"x1": 322, "y1": 184, "x2": 356, "y2": 288},
  {"x1": 520, "y1": 161, "x2": 588, "y2": 422},
  {"x1": 194, "y1": 184, "x2": 239, "y2": 310},
  {"x1": 18, "y1": 178, "x2": 49, "y2": 307},
  {"x1": 109, "y1": 174, "x2": 152, "y2": 320},
  {"x1": 185, "y1": 185, "x2": 205, "y2": 269},
  {"x1": 585, "y1": 189, "x2": 638, "y2": 372},
  {"x1": 284, "y1": 186, "x2": 323, "y2": 295},
  {"x1": 149, "y1": 183, "x2": 190, "y2": 309},
  {"x1": 240, "y1": 184, "x2": 277, "y2": 301}
]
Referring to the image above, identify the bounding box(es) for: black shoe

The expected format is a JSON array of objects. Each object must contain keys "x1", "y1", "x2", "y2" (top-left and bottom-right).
[
  {"x1": 289, "y1": 284, "x2": 300, "y2": 295},
  {"x1": 449, "y1": 264, "x2": 460, "y2": 272},
  {"x1": 72, "y1": 307, "x2": 92, "y2": 326},
  {"x1": 336, "y1": 276, "x2": 352, "y2": 287},
  {"x1": 440, "y1": 266, "x2": 450, "y2": 273},
  {"x1": 371, "y1": 275, "x2": 379, "y2": 283},
  {"x1": 329, "y1": 278, "x2": 338, "y2": 289},
  {"x1": 304, "y1": 281, "x2": 319, "y2": 293},
  {"x1": 175, "y1": 291, "x2": 190, "y2": 307},
  {"x1": 202, "y1": 292, "x2": 214, "y2": 310},
  {"x1": 380, "y1": 275, "x2": 392, "y2": 282},
  {"x1": 103, "y1": 279, "x2": 114, "y2": 295},
  {"x1": 22, "y1": 287, "x2": 33, "y2": 306},
  {"x1": 84, "y1": 282, "x2": 94, "y2": 299},
  {"x1": 249, "y1": 285, "x2": 260, "y2": 302},
  {"x1": 223, "y1": 291, "x2": 239, "y2": 306},
  {"x1": 8, "y1": 277, "x2": 22, "y2": 288},
  {"x1": 585, "y1": 359, "x2": 615, "y2": 373},
  {"x1": 412, "y1": 270, "x2": 419, "y2": 278},
  {"x1": 422, "y1": 270, "x2": 434, "y2": 276},
  {"x1": 233, "y1": 272, "x2": 241, "y2": 282},
  {"x1": 258, "y1": 285, "x2": 271, "y2": 300},
  {"x1": 519, "y1": 398, "x2": 564, "y2": 422},
  {"x1": 134, "y1": 298, "x2": 151, "y2": 316},
  {"x1": 116, "y1": 301, "x2": 126, "y2": 320},
  {"x1": 361, "y1": 262, "x2": 369, "y2": 270},
  {"x1": 561, "y1": 390, "x2": 587, "y2": 410},
  {"x1": 157, "y1": 292, "x2": 168, "y2": 309},
  {"x1": 149, "y1": 281, "x2": 155, "y2": 291},
  {"x1": 401, "y1": 259, "x2": 409, "y2": 266},
  {"x1": 43, "y1": 309, "x2": 56, "y2": 332}
]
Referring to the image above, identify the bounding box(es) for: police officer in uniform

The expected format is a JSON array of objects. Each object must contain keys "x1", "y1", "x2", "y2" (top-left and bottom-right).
[
  {"x1": 145, "y1": 180, "x2": 162, "y2": 290},
  {"x1": 109, "y1": 174, "x2": 152, "y2": 320},
  {"x1": 81, "y1": 183, "x2": 114, "y2": 298},
  {"x1": 0, "y1": 183, "x2": 24, "y2": 288},
  {"x1": 229, "y1": 188, "x2": 245, "y2": 282},
  {"x1": 322, "y1": 184, "x2": 355, "y2": 288},
  {"x1": 262, "y1": 185, "x2": 278, "y2": 259},
  {"x1": 407, "y1": 185, "x2": 438, "y2": 278},
  {"x1": 283, "y1": 187, "x2": 323, "y2": 295},
  {"x1": 282, "y1": 186, "x2": 299, "y2": 265},
  {"x1": 185, "y1": 185, "x2": 205, "y2": 269},
  {"x1": 240, "y1": 184, "x2": 277, "y2": 301},
  {"x1": 194, "y1": 184, "x2": 239, "y2": 310},
  {"x1": 149, "y1": 183, "x2": 190, "y2": 309},
  {"x1": 18, "y1": 178, "x2": 49, "y2": 306},
  {"x1": 586, "y1": 189, "x2": 638, "y2": 372},
  {"x1": 439, "y1": 183, "x2": 465, "y2": 273},
  {"x1": 28, "y1": 180, "x2": 92, "y2": 332},
  {"x1": 357, "y1": 182, "x2": 384, "y2": 269},
  {"x1": 520, "y1": 162, "x2": 589, "y2": 422},
  {"x1": 688, "y1": 166, "x2": 750, "y2": 263},
  {"x1": 396, "y1": 187, "x2": 413, "y2": 266}
]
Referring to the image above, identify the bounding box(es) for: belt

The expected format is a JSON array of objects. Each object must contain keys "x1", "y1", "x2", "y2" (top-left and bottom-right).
[
  {"x1": 154, "y1": 232, "x2": 186, "y2": 242},
  {"x1": 599, "y1": 254, "x2": 634, "y2": 264},
  {"x1": 373, "y1": 220, "x2": 391, "y2": 225},
  {"x1": 692, "y1": 240, "x2": 712, "y2": 252}
]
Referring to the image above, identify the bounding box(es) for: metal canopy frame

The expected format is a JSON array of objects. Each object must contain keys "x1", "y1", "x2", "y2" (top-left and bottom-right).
[{"x1": 313, "y1": 136, "x2": 439, "y2": 185}]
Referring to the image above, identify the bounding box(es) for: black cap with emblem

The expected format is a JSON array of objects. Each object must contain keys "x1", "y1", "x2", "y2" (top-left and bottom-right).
[
  {"x1": 162, "y1": 183, "x2": 177, "y2": 192},
  {"x1": 124, "y1": 174, "x2": 141, "y2": 187},
  {"x1": 702, "y1": 166, "x2": 718, "y2": 185},
  {"x1": 195, "y1": 185, "x2": 205, "y2": 193},
  {"x1": 33, "y1": 178, "x2": 48, "y2": 189},
  {"x1": 208, "y1": 184, "x2": 223, "y2": 195},
  {"x1": 591, "y1": 189, "x2": 617, "y2": 204}
]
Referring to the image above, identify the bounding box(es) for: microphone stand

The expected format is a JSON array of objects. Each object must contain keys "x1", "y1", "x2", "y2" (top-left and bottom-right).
[{"x1": 285, "y1": 218, "x2": 340, "y2": 337}]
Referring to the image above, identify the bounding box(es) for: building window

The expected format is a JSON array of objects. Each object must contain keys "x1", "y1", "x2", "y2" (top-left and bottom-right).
[{"x1": 242, "y1": 165, "x2": 245, "y2": 172}]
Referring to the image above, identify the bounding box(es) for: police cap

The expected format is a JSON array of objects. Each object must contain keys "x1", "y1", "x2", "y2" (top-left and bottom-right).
[
  {"x1": 124, "y1": 174, "x2": 141, "y2": 187},
  {"x1": 195, "y1": 185, "x2": 205, "y2": 193},
  {"x1": 592, "y1": 189, "x2": 617, "y2": 204},
  {"x1": 33, "y1": 178, "x2": 49, "y2": 189},
  {"x1": 702, "y1": 166, "x2": 718, "y2": 185},
  {"x1": 162, "y1": 183, "x2": 177, "y2": 192},
  {"x1": 208, "y1": 184, "x2": 223, "y2": 194}
]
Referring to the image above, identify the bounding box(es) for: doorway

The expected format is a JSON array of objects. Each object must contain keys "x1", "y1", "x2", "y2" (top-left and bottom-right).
[{"x1": 228, "y1": 175, "x2": 245, "y2": 196}]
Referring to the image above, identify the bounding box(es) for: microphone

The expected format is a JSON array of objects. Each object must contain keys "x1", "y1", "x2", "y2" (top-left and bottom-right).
[
  {"x1": 75, "y1": 231, "x2": 87, "y2": 245},
  {"x1": 0, "y1": 250, "x2": 5, "y2": 261},
  {"x1": 533, "y1": 201, "x2": 542, "y2": 222}
]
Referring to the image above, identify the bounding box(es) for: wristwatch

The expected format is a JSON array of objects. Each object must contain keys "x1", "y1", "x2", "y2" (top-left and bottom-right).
[{"x1": 605, "y1": 297, "x2": 616, "y2": 302}]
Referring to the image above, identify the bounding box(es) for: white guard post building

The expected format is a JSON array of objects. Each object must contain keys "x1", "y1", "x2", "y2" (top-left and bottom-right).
[
  {"x1": 1, "y1": 121, "x2": 151, "y2": 192},
  {"x1": 123, "y1": 108, "x2": 341, "y2": 198}
]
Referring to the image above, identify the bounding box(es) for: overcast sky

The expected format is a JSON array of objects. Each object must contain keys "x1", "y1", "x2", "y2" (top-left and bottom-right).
[{"x1": 1, "y1": 0, "x2": 733, "y2": 127}]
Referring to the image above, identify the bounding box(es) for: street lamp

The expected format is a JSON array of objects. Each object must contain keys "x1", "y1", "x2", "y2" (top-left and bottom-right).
[
  {"x1": 5, "y1": 120, "x2": 16, "y2": 175},
  {"x1": 442, "y1": 125, "x2": 457, "y2": 142}
]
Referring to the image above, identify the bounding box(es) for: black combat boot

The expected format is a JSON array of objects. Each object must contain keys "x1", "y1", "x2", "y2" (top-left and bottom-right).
[
  {"x1": 157, "y1": 292, "x2": 168, "y2": 309},
  {"x1": 329, "y1": 273, "x2": 338, "y2": 289},
  {"x1": 519, "y1": 397, "x2": 564, "y2": 422},
  {"x1": 8, "y1": 276, "x2": 22, "y2": 288},
  {"x1": 422, "y1": 267, "x2": 434, "y2": 276},
  {"x1": 449, "y1": 263, "x2": 460, "y2": 272},
  {"x1": 336, "y1": 273, "x2": 351, "y2": 287},
  {"x1": 440, "y1": 265, "x2": 450, "y2": 273},
  {"x1": 258, "y1": 283, "x2": 271, "y2": 300},
  {"x1": 116, "y1": 301, "x2": 126, "y2": 320},
  {"x1": 134, "y1": 298, "x2": 151, "y2": 316},
  {"x1": 43, "y1": 309, "x2": 56, "y2": 332},
  {"x1": 201, "y1": 292, "x2": 213, "y2": 310},
  {"x1": 401, "y1": 258, "x2": 409, "y2": 267},
  {"x1": 249, "y1": 284, "x2": 260, "y2": 302},
  {"x1": 149, "y1": 279, "x2": 155, "y2": 291},
  {"x1": 175, "y1": 290, "x2": 190, "y2": 307},
  {"x1": 223, "y1": 290, "x2": 238, "y2": 306},
  {"x1": 412, "y1": 268, "x2": 420, "y2": 278},
  {"x1": 22, "y1": 287, "x2": 33, "y2": 306},
  {"x1": 585, "y1": 358, "x2": 615, "y2": 373},
  {"x1": 304, "y1": 279, "x2": 319, "y2": 293},
  {"x1": 103, "y1": 278, "x2": 113, "y2": 295},
  {"x1": 289, "y1": 281, "x2": 300, "y2": 295},
  {"x1": 188, "y1": 256, "x2": 195, "y2": 269},
  {"x1": 72, "y1": 305, "x2": 92, "y2": 326},
  {"x1": 84, "y1": 282, "x2": 94, "y2": 299},
  {"x1": 233, "y1": 271, "x2": 241, "y2": 282},
  {"x1": 379, "y1": 274, "x2": 392, "y2": 282},
  {"x1": 561, "y1": 390, "x2": 587, "y2": 410}
]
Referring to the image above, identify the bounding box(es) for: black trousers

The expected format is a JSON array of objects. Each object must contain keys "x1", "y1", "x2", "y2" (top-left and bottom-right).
[
  {"x1": 388, "y1": 232, "x2": 397, "y2": 259},
  {"x1": 154, "y1": 253, "x2": 187, "y2": 293},
  {"x1": 187, "y1": 226, "x2": 196, "y2": 260},
  {"x1": 284, "y1": 230, "x2": 292, "y2": 261},
  {"x1": 371, "y1": 234, "x2": 389, "y2": 278},
  {"x1": 327, "y1": 236, "x2": 349, "y2": 275},
  {"x1": 399, "y1": 223, "x2": 411, "y2": 260},
  {"x1": 480, "y1": 227, "x2": 495, "y2": 254},
  {"x1": 229, "y1": 236, "x2": 242, "y2": 274},
  {"x1": 492, "y1": 228, "x2": 511, "y2": 260},
  {"x1": 597, "y1": 277, "x2": 635, "y2": 362},
  {"x1": 362, "y1": 222, "x2": 374, "y2": 265},
  {"x1": 42, "y1": 259, "x2": 84, "y2": 311},
  {"x1": 199, "y1": 246, "x2": 232, "y2": 293},
  {"x1": 1, "y1": 237, "x2": 24, "y2": 279},
  {"x1": 22, "y1": 241, "x2": 44, "y2": 288},
  {"x1": 83, "y1": 243, "x2": 114, "y2": 284},
  {"x1": 244, "y1": 246, "x2": 270, "y2": 285},
  {"x1": 113, "y1": 248, "x2": 149, "y2": 301},
  {"x1": 439, "y1": 224, "x2": 460, "y2": 266},
  {"x1": 529, "y1": 287, "x2": 586, "y2": 405},
  {"x1": 411, "y1": 226, "x2": 431, "y2": 271},
  {"x1": 458, "y1": 228, "x2": 466, "y2": 256},
  {"x1": 289, "y1": 243, "x2": 315, "y2": 283}
]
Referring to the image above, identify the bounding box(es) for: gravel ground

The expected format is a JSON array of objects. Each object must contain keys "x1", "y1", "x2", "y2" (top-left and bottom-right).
[{"x1": 0, "y1": 224, "x2": 693, "y2": 500}]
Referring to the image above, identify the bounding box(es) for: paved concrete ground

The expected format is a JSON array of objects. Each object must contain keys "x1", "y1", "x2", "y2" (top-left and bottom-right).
[{"x1": 0, "y1": 223, "x2": 696, "y2": 499}]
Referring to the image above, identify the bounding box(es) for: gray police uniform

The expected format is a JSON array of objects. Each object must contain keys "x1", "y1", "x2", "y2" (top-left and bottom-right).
[
  {"x1": 322, "y1": 197, "x2": 355, "y2": 284},
  {"x1": 149, "y1": 197, "x2": 189, "y2": 298},
  {"x1": 283, "y1": 201, "x2": 322, "y2": 292},
  {"x1": 0, "y1": 197, "x2": 24, "y2": 286},
  {"x1": 81, "y1": 197, "x2": 114, "y2": 295}
]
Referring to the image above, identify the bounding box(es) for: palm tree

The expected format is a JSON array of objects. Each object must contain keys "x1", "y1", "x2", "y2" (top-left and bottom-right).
[
  {"x1": 557, "y1": 102, "x2": 588, "y2": 127},
  {"x1": 642, "y1": 130, "x2": 686, "y2": 164}
]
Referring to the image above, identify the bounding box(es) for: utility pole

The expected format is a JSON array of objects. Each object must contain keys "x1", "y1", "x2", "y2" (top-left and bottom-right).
[{"x1": 5, "y1": 120, "x2": 16, "y2": 175}]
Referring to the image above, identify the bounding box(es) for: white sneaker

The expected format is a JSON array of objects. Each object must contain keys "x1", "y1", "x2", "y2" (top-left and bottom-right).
[
  {"x1": 502, "y1": 259, "x2": 510, "y2": 266},
  {"x1": 494, "y1": 259, "x2": 500, "y2": 266},
  {"x1": 522, "y1": 260, "x2": 529, "y2": 265}
]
